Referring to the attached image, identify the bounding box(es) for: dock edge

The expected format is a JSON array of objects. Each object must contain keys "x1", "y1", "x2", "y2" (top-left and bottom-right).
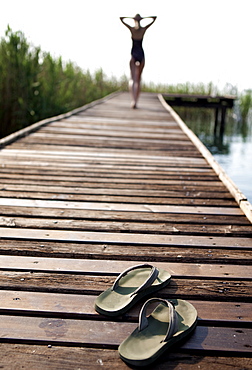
[
  {"x1": 0, "y1": 91, "x2": 121, "y2": 149},
  {"x1": 158, "y1": 93, "x2": 252, "y2": 223}
]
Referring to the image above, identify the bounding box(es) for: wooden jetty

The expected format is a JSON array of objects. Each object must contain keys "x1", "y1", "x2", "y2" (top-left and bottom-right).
[
  {"x1": 0, "y1": 92, "x2": 251, "y2": 369},
  {"x1": 163, "y1": 93, "x2": 236, "y2": 136}
]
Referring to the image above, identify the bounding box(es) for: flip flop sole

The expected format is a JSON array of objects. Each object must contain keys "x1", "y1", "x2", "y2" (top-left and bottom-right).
[
  {"x1": 118, "y1": 299, "x2": 197, "y2": 367},
  {"x1": 95, "y1": 267, "x2": 171, "y2": 316}
]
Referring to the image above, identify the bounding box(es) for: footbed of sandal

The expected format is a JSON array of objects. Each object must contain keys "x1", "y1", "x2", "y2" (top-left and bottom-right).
[
  {"x1": 118, "y1": 298, "x2": 197, "y2": 367},
  {"x1": 94, "y1": 264, "x2": 171, "y2": 316}
]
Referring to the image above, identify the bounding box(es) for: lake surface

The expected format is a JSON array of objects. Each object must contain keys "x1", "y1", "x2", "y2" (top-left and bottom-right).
[{"x1": 175, "y1": 107, "x2": 252, "y2": 204}]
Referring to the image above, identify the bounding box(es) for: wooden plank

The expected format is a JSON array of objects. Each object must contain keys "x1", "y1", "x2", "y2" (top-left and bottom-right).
[
  {"x1": 49, "y1": 120, "x2": 182, "y2": 132},
  {"x1": 51, "y1": 115, "x2": 178, "y2": 125},
  {"x1": 55, "y1": 117, "x2": 178, "y2": 125},
  {"x1": 0, "y1": 272, "x2": 250, "y2": 301},
  {"x1": 0, "y1": 240, "x2": 251, "y2": 264},
  {"x1": 0, "y1": 290, "x2": 251, "y2": 325},
  {"x1": 0, "y1": 186, "x2": 233, "y2": 200},
  {"x1": 0, "y1": 196, "x2": 237, "y2": 207},
  {"x1": 0, "y1": 177, "x2": 224, "y2": 187},
  {"x1": 5, "y1": 138, "x2": 200, "y2": 154},
  {"x1": 24, "y1": 132, "x2": 193, "y2": 147},
  {"x1": 0, "y1": 343, "x2": 251, "y2": 370},
  {"x1": 1, "y1": 154, "x2": 207, "y2": 164},
  {"x1": 1, "y1": 149, "x2": 207, "y2": 164},
  {"x1": 0, "y1": 209, "x2": 248, "y2": 225},
  {"x1": 0, "y1": 165, "x2": 216, "y2": 175},
  {"x1": 0, "y1": 199, "x2": 242, "y2": 215},
  {"x1": 0, "y1": 315, "x2": 251, "y2": 353},
  {"x1": 0, "y1": 187, "x2": 235, "y2": 204},
  {"x1": 1, "y1": 207, "x2": 248, "y2": 225},
  {"x1": 0, "y1": 216, "x2": 251, "y2": 236},
  {"x1": 39, "y1": 126, "x2": 189, "y2": 140},
  {"x1": 1, "y1": 227, "x2": 251, "y2": 248},
  {"x1": 0, "y1": 178, "x2": 227, "y2": 189},
  {"x1": 0, "y1": 192, "x2": 237, "y2": 207},
  {"x1": 0, "y1": 234, "x2": 251, "y2": 251},
  {"x1": 0, "y1": 168, "x2": 218, "y2": 179},
  {"x1": 0, "y1": 255, "x2": 250, "y2": 279}
]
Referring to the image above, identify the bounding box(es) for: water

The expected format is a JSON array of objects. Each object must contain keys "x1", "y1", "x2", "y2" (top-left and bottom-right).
[{"x1": 174, "y1": 107, "x2": 252, "y2": 204}]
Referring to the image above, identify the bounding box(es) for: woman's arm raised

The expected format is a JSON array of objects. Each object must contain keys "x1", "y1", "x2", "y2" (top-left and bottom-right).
[
  {"x1": 143, "y1": 16, "x2": 157, "y2": 29},
  {"x1": 120, "y1": 17, "x2": 133, "y2": 30}
]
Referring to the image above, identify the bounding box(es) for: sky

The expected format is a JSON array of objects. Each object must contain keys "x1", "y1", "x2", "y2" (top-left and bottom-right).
[{"x1": 1, "y1": 0, "x2": 252, "y2": 92}]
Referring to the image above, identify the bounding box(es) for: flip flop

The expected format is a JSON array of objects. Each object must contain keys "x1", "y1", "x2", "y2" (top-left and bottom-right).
[
  {"x1": 94, "y1": 264, "x2": 171, "y2": 316},
  {"x1": 118, "y1": 298, "x2": 197, "y2": 367}
]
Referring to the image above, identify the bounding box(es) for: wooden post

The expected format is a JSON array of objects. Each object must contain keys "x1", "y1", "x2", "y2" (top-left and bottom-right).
[
  {"x1": 214, "y1": 108, "x2": 219, "y2": 135},
  {"x1": 220, "y1": 105, "x2": 227, "y2": 136}
]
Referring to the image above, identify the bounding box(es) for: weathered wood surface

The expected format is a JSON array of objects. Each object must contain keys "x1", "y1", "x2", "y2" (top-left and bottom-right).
[
  {"x1": 1, "y1": 344, "x2": 251, "y2": 370},
  {"x1": 0, "y1": 92, "x2": 251, "y2": 369}
]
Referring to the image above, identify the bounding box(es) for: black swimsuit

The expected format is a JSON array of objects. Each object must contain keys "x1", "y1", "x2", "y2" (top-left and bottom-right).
[{"x1": 131, "y1": 38, "x2": 144, "y2": 63}]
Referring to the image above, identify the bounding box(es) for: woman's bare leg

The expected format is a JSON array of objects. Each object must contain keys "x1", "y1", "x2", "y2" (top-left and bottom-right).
[{"x1": 130, "y1": 58, "x2": 145, "y2": 108}]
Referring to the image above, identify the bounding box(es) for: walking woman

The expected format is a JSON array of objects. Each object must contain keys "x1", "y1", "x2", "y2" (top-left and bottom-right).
[{"x1": 120, "y1": 14, "x2": 157, "y2": 108}]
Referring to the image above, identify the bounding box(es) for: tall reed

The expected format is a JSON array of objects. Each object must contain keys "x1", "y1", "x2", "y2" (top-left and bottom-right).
[{"x1": 239, "y1": 90, "x2": 252, "y2": 122}]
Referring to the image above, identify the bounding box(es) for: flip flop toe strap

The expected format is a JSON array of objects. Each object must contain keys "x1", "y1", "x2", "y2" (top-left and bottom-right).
[
  {"x1": 138, "y1": 298, "x2": 179, "y2": 342},
  {"x1": 111, "y1": 264, "x2": 159, "y2": 296}
]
